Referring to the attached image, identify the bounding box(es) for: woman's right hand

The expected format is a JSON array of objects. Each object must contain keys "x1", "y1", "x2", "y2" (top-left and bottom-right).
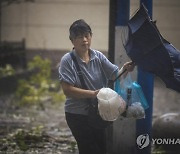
[
  {"x1": 123, "y1": 61, "x2": 136, "y2": 72},
  {"x1": 93, "y1": 89, "x2": 100, "y2": 98}
]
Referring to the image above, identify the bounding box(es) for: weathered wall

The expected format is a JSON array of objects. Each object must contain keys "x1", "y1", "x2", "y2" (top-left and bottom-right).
[
  {"x1": 1, "y1": 0, "x2": 180, "y2": 51},
  {"x1": 1, "y1": 0, "x2": 109, "y2": 51}
]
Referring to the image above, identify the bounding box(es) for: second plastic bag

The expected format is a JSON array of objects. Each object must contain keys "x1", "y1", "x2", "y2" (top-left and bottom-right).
[{"x1": 115, "y1": 73, "x2": 149, "y2": 119}]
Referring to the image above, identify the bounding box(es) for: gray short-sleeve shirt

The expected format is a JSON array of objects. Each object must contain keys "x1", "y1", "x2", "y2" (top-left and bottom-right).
[{"x1": 58, "y1": 49, "x2": 118, "y2": 115}]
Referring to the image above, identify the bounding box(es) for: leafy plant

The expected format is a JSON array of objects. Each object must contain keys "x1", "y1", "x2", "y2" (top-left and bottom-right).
[
  {"x1": 0, "y1": 64, "x2": 15, "y2": 78},
  {"x1": 5, "y1": 126, "x2": 44, "y2": 151},
  {"x1": 15, "y1": 56, "x2": 65, "y2": 106}
]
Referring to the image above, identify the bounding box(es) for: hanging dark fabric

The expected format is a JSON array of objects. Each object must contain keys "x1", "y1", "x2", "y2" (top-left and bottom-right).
[{"x1": 124, "y1": 4, "x2": 180, "y2": 93}]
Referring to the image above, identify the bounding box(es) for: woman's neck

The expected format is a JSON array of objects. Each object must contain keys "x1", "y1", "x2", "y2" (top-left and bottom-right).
[{"x1": 75, "y1": 49, "x2": 90, "y2": 63}]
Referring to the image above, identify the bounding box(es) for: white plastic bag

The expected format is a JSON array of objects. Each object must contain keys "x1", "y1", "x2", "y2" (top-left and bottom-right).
[{"x1": 97, "y1": 88, "x2": 126, "y2": 121}]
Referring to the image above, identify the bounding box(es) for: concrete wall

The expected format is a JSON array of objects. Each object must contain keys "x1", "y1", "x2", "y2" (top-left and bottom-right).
[
  {"x1": 1, "y1": 0, "x2": 109, "y2": 51},
  {"x1": 1, "y1": 0, "x2": 180, "y2": 51}
]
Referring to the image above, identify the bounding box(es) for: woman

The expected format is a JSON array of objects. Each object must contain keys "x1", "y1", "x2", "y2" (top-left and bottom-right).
[{"x1": 58, "y1": 19, "x2": 134, "y2": 154}]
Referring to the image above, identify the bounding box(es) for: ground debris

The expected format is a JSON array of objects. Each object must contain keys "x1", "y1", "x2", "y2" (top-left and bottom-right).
[
  {"x1": 0, "y1": 126, "x2": 77, "y2": 153},
  {"x1": 0, "y1": 96, "x2": 78, "y2": 154}
]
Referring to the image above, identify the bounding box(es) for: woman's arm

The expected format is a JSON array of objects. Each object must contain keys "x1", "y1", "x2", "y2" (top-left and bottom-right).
[{"x1": 61, "y1": 81, "x2": 99, "y2": 99}]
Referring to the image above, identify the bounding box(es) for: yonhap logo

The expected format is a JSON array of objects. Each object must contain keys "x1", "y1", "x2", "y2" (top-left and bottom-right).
[
  {"x1": 136, "y1": 134, "x2": 180, "y2": 149},
  {"x1": 136, "y1": 134, "x2": 150, "y2": 149}
]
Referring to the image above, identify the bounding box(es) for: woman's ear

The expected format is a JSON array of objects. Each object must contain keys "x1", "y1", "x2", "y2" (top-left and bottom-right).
[
  {"x1": 69, "y1": 36, "x2": 74, "y2": 44},
  {"x1": 71, "y1": 39, "x2": 74, "y2": 45}
]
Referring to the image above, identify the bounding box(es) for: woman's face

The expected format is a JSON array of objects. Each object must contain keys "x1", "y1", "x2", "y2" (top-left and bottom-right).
[{"x1": 71, "y1": 33, "x2": 92, "y2": 52}]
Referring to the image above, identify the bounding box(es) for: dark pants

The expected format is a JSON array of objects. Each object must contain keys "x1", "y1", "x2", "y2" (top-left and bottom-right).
[{"x1": 65, "y1": 112, "x2": 106, "y2": 154}]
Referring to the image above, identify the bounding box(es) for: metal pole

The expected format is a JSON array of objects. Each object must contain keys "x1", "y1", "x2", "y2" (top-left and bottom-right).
[
  {"x1": 136, "y1": 0, "x2": 154, "y2": 154},
  {"x1": 108, "y1": 0, "x2": 136, "y2": 154},
  {"x1": 0, "y1": 1, "x2": 2, "y2": 43},
  {"x1": 116, "y1": 0, "x2": 130, "y2": 26},
  {"x1": 106, "y1": 1, "x2": 117, "y2": 153},
  {"x1": 108, "y1": 0, "x2": 116, "y2": 64}
]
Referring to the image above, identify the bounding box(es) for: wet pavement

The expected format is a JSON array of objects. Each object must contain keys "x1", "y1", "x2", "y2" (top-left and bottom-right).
[
  {"x1": 0, "y1": 77, "x2": 179, "y2": 154},
  {"x1": 0, "y1": 95, "x2": 78, "y2": 154}
]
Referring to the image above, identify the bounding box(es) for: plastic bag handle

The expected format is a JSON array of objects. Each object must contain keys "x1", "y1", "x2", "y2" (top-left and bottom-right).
[
  {"x1": 113, "y1": 69, "x2": 127, "y2": 82},
  {"x1": 111, "y1": 61, "x2": 135, "y2": 83},
  {"x1": 108, "y1": 69, "x2": 127, "y2": 88}
]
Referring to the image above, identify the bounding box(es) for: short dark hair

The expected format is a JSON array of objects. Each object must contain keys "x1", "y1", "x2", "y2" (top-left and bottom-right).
[{"x1": 69, "y1": 19, "x2": 92, "y2": 40}]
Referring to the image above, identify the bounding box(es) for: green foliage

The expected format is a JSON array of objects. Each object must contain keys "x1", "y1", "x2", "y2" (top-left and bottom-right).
[
  {"x1": 0, "y1": 125, "x2": 77, "y2": 153},
  {"x1": 152, "y1": 148, "x2": 167, "y2": 154},
  {"x1": 27, "y1": 55, "x2": 51, "y2": 80},
  {"x1": 1, "y1": 126, "x2": 44, "y2": 151},
  {"x1": 14, "y1": 129, "x2": 30, "y2": 151},
  {"x1": 152, "y1": 145, "x2": 178, "y2": 154},
  {"x1": 0, "y1": 64, "x2": 15, "y2": 78},
  {"x1": 15, "y1": 56, "x2": 65, "y2": 106},
  {"x1": 69, "y1": 141, "x2": 77, "y2": 152}
]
